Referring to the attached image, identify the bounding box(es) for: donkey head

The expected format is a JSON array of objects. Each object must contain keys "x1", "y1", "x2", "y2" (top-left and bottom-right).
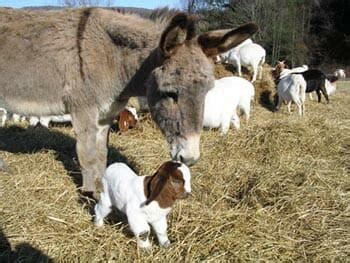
[{"x1": 146, "y1": 14, "x2": 258, "y2": 166}]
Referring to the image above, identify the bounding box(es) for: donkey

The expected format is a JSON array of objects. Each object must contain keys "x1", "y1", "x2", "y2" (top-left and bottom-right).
[{"x1": 0, "y1": 8, "x2": 258, "y2": 197}]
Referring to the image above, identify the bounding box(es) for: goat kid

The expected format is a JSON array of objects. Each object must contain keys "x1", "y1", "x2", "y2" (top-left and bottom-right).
[
  {"x1": 94, "y1": 161, "x2": 191, "y2": 250},
  {"x1": 117, "y1": 106, "x2": 139, "y2": 133},
  {"x1": 203, "y1": 76, "x2": 254, "y2": 134}
]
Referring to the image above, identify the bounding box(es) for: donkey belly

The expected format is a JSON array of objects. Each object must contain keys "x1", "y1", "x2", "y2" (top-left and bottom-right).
[
  {"x1": 0, "y1": 8, "x2": 79, "y2": 116},
  {"x1": 0, "y1": 62, "x2": 67, "y2": 116}
]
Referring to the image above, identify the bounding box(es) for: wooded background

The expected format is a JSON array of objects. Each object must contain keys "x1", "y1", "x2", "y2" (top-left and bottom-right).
[
  {"x1": 53, "y1": 0, "x2": 349, "y2": 68},
  {"x1": 180, "y1": 0, "x2": 349, "y2": 68}
]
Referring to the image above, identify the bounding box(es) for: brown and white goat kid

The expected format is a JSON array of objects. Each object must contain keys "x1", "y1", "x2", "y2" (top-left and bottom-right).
[
  {"x1": 94, "y1": 161, "x2": 191, "y2": 250},
  {"x1": 117, "y1": 106, "x2": 138, "y2": 133}
]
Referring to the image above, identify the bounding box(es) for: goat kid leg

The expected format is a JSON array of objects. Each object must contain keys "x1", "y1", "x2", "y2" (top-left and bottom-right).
[
  {"x1": 287, "y1": 101, "x2": 292, "y2": 114},
  {"x1": 251, "y1": 64, "x2": 258, "y2": 83},
  {"x1": 219, "y1": 113, "x2": 233, "y2": 135},
  {"x1": 127, "y1": 211, "x2": 152, "y2": 250},
  {"x1": 316, "y1": 90, "x2": 322, "y2": 103},
  {"x1": 151, "y1": 217, "x2": 170, "y2": 248},
  {"x1": 242, "y1": 104, "x2": 250, "y2": 123},
  {"x1": 230, "y1": 111, "x2": 240, "y2": 130},
  {"x1": 320, "y1": 85, "x2": 329, "y2": 103},
  {"x1": 275, "y1": 96, "x2": 282, "y2": 112},
  {"x1": 309, "y1": 92, "x2": 314, "y2": 100},
  {"x1": 94, "y1": 189, "x2": 112, "y2": 227},
  {"x1": 300, "y1": 92, "x2": 306, "y2": 116},
  {"x1": 258, "y1": 64, "x2": 263, "y2": 80},
  {"x1": 237, "y1": 60, "x2": 242, "y2": 77},
  {"x1": 295, "y1": 100, "x2": 302, "y2": 116}
]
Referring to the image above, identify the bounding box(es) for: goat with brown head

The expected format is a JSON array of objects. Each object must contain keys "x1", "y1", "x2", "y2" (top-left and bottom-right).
[
  {"x1": 117, "y1": 106, "x2": 138, "y2": 133},
  {"x1": 94, "y1": 161, "x2": 191, "y2": 250}
]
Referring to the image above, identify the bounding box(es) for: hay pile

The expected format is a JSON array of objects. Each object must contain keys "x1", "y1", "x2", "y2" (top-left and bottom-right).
[
  {"x1": 252, "y1": 64, "x2": 277, "y2": 110},
  {"x1": 0, "y1": 83, "x2": 349, "y2": 261}
]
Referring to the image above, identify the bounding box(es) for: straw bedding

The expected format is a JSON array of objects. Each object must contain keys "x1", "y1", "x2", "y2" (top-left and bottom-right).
[{"x1": 0, "y1": 82, "x2": 349, "y2": 261}]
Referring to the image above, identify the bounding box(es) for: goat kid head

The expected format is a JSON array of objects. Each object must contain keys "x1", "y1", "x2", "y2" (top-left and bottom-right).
[
  {"x1": 143, "y1": 161, "x2": 191, "y2": 208},
  {"x1": 117, "y1": 107, "x2": 138, "y2": 133}
]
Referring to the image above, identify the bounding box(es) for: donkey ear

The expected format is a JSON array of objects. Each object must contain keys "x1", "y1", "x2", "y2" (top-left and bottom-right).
[
  {"x1": 159, "y1": 13, "x2": 195, "y2": 57},
  {"x1": 197, "y1": 23, "x2": 258, "y2": 57}
]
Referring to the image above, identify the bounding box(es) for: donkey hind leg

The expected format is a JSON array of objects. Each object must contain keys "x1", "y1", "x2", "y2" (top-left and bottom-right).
[{"x1": 71, "y1": 109, "x2": 110, "y2": 197}]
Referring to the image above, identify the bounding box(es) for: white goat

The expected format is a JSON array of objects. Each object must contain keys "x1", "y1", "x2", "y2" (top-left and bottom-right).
[
  {"x1": 218, "y1": 38, "x2": 253, "y2": 63},
  {"x1": 0, "y1": 111, "x2": 71, "y2": 127},
  {"x1": 279, "y1": 65, "x2": 308, "y2": 79},
  {"x1": 221, "y1": 41, "x2": 265, "y2": 83},
  {"x1": 334, "y1": 69, "x2": 346, "y2": 80},
  {"x1": 94, "y1": 161, "x2": 191, "y2": 250},
  {"x1": 276, "y1": 73, "x2": 306, "y2": 116},
  {"x1": 325, "y1": 79, "x2": 336, "y2": 96},
  {"x1": 203, "y1": 76, "x2": 254, "y2": 134},
  {"x1": 31, "y1": 114, "x2": 72, "y2": 127}
]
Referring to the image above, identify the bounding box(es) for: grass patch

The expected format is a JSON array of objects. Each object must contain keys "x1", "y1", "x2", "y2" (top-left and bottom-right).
[{"x1": 0, "y1": 83, "x2": 349, "y2": 261}]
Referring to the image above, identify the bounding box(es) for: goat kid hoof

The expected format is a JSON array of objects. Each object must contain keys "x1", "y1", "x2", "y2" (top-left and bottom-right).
[
  {"x1": 94, "y1": 219, "x2": 104, "y2": 228},
  {"x1": 160, "y1": 240, "x2": 171, "y2": 248}
]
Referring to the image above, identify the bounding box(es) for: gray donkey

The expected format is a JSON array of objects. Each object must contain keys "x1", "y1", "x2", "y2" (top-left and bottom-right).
[{"x1": 0, "y1": 8, "x2": 257, "y2": 197}]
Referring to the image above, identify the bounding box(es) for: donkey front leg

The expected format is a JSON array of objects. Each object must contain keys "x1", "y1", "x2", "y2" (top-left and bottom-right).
[{"x1": 71, "y1": 108, "x2": 110, "y2": 198}]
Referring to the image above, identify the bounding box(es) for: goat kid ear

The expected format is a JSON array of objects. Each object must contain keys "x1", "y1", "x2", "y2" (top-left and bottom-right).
[
  {"x1": 197, "y1": 23, "x2": 258, "y2": 57},
  {"x1": 159, "y1": 13, "x2": 195, "y2": 57},
  {"x1": 144, "y1": 170, "x2": 169, "y2": 206},
  {"x1": 118, "y1": 111, "x2": 129, "y2": 132}
]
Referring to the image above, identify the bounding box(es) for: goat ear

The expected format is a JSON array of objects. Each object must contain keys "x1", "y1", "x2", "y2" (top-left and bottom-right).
[
  {"x1": 159, "y1": 13, "x2": 195, "y2": 57},
  {"x1": 118, "y1": 111, "x2": 129, "y2": 132},
  {"x1": 144, "y1": 166, "x2": 170, "y2": 205},
  {"x1": 197, "y1": 23, "x2": 258, "y2": 57}
]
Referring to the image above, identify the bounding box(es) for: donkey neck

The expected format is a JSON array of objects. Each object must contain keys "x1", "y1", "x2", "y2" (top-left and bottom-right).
[{"x1": 118, "y1": 47, "x2": 163, "y2": 100}]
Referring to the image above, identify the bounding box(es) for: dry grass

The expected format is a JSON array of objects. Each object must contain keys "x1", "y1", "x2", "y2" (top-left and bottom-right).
[{"x1": 0, "y1": 82, "x2": 349, "y2": 262}]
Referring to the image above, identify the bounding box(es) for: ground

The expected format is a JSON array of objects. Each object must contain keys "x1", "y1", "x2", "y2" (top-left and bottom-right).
[{"x1": 0, "y1": 82, "x2": 349, "y2": 261}]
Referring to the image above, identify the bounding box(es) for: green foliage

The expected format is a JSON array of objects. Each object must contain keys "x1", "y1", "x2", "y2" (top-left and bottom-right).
[{"x1": 190, "y1": 0, "x2": 349, "y2": 66}]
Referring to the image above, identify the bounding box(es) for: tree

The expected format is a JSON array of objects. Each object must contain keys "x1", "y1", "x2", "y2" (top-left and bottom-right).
[{"x1": 59, "y1": 0, "x2": 114, "y2": 7}]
